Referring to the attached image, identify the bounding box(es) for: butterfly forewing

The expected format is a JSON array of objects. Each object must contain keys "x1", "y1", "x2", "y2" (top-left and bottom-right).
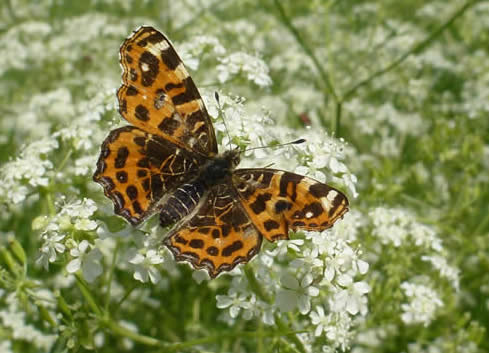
[
  {"x1": 93, "y1": 126, "x2": 204, "y2": 225},
  {"x1": 118, "y1": 26, "x2": 217, "y2": 156},
  {"x1": 164, "y1": 183, "x2": 263, "y2": 278},
  {"x1": 233, "y1": 169, "x2": 349, "y2": 242}
]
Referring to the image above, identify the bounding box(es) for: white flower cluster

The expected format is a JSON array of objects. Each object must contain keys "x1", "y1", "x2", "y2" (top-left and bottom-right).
[
  {"x1": 215, "y1": 211, "x2": 369, "y2": 351},
  {"x1": 400, "y1": 282, "x2": 443, "y2": 326},
  {"x1": 177, "y1": 35, "x2": 226, "y2": 70},
  {"x1": 217, "y1": 52, "x2": 272, "y2": 87},
  {"x1": 0, "y1": 292, "x2": 56, "y2": 351},
  {"x1": 0, "y1": 137, "x2": 58, "y2": 204},
  {"x1": 369, "y1": 207, "x2": 442, "y2": 251},
  {"x1": 36, "y1": 198, "x2": 101, "y2": 282},
  {"x1": 421, "y1": 255, "x2": 460, "y2": 291}
]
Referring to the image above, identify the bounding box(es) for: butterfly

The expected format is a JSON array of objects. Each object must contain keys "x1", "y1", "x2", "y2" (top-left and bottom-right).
[{"x1": 93, "y1": 26, "x2": 349, "y2": 278}]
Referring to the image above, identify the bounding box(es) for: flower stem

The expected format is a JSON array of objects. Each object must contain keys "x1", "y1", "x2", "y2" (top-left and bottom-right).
[
  {"x1": 272, "y1": 0, "x2": 338, "y2": 103},
  {"x1": 244, "y1": 267, "x2": 306, "y2": 353},
  {"x1": 342, "y1": 0, "x2": 479, "y2": 101},
  {"x1": 75, "y1": 273, "x2": 102, "y2": 316}
]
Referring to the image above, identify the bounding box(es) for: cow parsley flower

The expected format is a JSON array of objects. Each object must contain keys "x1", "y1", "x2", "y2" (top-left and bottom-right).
[
  {"x1": 217, "y1": 52, "x2": 272, "y2": 87},
  {"x1": 329, "y1": 281, "x2": 370, "y2": 316},
  {"x1": 0, "y1": 137, "x2": 58, "y2": 204},
  {"x1": 216, "y1": 292, "x2": 254, "y2": 319},
  {"x1": 310, "y1": 306, "x2": 353, "y2": 351},
  {"x1": 421, "y1": 255, "x2": 460, "y2": 290},
  {"x1": 129, "y1": 249, "x2": 164, "y2": 284},
  {"x1": 276, "y1": 272, "x2": 319, "y2": 314},
  {"x1": 66, "y1": 240, "x2": 103, "y2": 283},
  {"x1": 36, "y1": 233, "x2": 66, "y2": 270},
  {"x1": 400, "y1": 282, "x2": 443, "y2": 326}
]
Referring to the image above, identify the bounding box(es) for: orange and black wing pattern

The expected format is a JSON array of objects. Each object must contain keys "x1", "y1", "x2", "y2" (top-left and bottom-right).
[
  {"x1": 117, "y1": 26, "x2": 217, "y2": 156},
  {"x1": 233, "y1": 169, "x2": 349, "y2": 242},
  {"x1": 93, "y1": 126, "x2": 204, "y2": 225},
  {"x1": 164, "y1": 182, "x2": 263, "y2": 278}
]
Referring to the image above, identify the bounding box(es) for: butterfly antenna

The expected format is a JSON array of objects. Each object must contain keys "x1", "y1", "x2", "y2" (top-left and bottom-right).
[
  {"x1": 243, "y1": 138, "x2": 306, "y2": 152},
  {"x1": 214, "y1": 92, "x2": 233, "y2": 150}
]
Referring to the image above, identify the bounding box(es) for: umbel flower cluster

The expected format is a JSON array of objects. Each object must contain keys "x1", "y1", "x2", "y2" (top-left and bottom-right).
[{"x1": 1, "y1": 1, "x2": 488, "y2": 353}]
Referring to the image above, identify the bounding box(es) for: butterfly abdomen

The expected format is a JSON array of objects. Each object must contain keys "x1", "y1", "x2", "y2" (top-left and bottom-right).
[{"x1": 160, "y1": 182, "x2": 205, "y2": 227}]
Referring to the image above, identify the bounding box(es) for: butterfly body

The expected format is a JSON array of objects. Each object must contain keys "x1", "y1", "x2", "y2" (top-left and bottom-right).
[
  {"x1": 159, "y1": 149, "x2": 240, "y2": 227},
  {"x1": 94, "y1": 26, "x2": 349, "y2": 278}
]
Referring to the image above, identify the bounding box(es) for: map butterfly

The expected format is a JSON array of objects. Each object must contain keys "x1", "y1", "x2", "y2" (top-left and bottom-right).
[{"x1": 93, "y1": 26, "x2": 349, "y2": 278}]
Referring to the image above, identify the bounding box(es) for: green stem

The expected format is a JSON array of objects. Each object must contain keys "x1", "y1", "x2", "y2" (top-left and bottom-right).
[
  {"x1": 244, "y1": 266, "x2": 271, "y2": 303},
  {"x1": 56, "y1": 148, "x2": 73, "y2": 173},
  {"x1": 105, "y1": 319, "x2": 164, "y2": 346},
  {"x1": 164, "y1": 328, "x2": 307, "y2": 352},
  {"x1": 342, "y1": 0, "x2": 479, "y2": 101},
  {"x1": 273, "y1": 0, "x2": 338, "y2": 102},
  {"x1": 244, "y1": 267, "x2": 306, "y2": 353},
  {"x1": 104, "y1": 240, "x2": 120, "y2": 312},
  {"x1": 75, "y1": 273, "x2": 102, "y2": 316},
  {"x1": 333, "y1": 101, "x2": 342, "y2": 137},
  {"x1": 113, "y1": 282, "x2": 139, "y2": 313}
]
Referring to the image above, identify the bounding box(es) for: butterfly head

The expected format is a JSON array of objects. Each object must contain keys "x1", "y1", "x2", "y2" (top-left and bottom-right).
[
  {"x1": 223, "y1": 148, "x2": 241, "y2": 169},
  {"x1": 200, "y1": 149, "x2": 240, "y2": 185}
]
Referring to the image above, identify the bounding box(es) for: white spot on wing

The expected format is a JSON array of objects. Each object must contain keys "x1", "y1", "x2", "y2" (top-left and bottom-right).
[
  {"x1": 148, "y1": 40, "x2": 170, "y2": 56},
  {"x1": 306, "y1": 211, "x2": 313, "y2": 218},
  {"x1": 321, "y1": 190, "x2": 338, "y2": 212},
  {"x1": 174, "y1": 63, "x2": 189, "y2": 80},
  {"x1": 327, "y1": 190, "x2": 338, "y2": 202},
  {"x1": 141, "y1": 63, "x2": 149, "y2": 72}
]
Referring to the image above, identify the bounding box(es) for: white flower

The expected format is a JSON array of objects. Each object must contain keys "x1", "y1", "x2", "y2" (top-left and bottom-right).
[
  {"x1": 400, "y1": 282, "x2": 443, "y2": 326},
  {"x1": 310, "y1": 307, "x2": 353, "y2": 351},
  {"x1": 66, "y1": 240, "x2": 103, "y2": 282},
  {"x1": 276, "y1": 272, "x2": 319, "y2": 314},
  {"x1": 129, "y1": 250, "x2": 164, "y2": 284},
  {"x1": 217, "y1": 52, "x2": 272, "y2": 87},
  {"x1": 310, "y1": 305, "x2": 330, "y2": 336},
  {"x1": 216, "y1": 292, "x2": 253, "y2": 318},
  {"x1": 37, "y1": 232, "x2": 66, "y2": 270},
  {"x1": 329, "y1": 281, "x2": 370, "y2": 316},
  {"x1": 266, "y1": 239, "x2": 304, "y2": 258},
  {"x1": 421, "y1": 255, "x2": 460, "y2": 290}
]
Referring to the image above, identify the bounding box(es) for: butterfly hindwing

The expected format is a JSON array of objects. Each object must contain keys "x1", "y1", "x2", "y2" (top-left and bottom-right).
[
  {"x1": 233, "y1": 169, "x2": 349, "y2": 242},
  {"x1": 164, "y1": 182, "x2": 263, "y2": 278},
  {"x1": 118, "y1": 26, "x2": 217, "y2": 156},
  {"x1": 93, "y1": 126, "x2": 204, "y2": 225}
]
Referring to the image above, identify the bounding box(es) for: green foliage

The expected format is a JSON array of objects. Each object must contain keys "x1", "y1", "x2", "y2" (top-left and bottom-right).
[{"x1": 1, "y1": 0, "x2": 488, "y2": 352}]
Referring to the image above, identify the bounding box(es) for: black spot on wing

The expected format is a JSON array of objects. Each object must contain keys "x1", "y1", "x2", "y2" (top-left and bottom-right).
[
  {"x1": 222, "y1": 241, "x2": 243, "y2": 257},
  {"x1": 115, "y1": 147, "x2": 129, "y2": 168}
]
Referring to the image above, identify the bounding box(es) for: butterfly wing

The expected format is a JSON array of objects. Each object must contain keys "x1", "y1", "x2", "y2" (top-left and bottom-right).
[
  {"x1": 93, "y1": 126, "x2": 204, "y2": 225},
  {"x1": 164, "y1": 182, "x2": 263, "y2": 278},
  {"x1": 232, "y1": 169, "x2": 349, "y2": 241},
  {"x1": 118, "y1": 26, "x2": 217, "y2": 156}
]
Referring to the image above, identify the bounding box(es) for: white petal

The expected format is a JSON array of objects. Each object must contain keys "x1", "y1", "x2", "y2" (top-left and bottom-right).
[
  {"x1": 300, "y1": 273, "x2": 313, "y2": 288},
  {"x1": 216, "y1": 295, "x2": 233, "y2": 309},
  {"x1": 66, "y1": 258, "x2": 81, "y2": 273},
  {"x1": 79, "y1": 240, "x2": 90, "y2": 253},
  {"x1": 129, "y1": 253, "x2": 145, "y2": 265},
  {"x1": 337, "y1": 274, "x2": 353, "y2": 287},
  {"x1": 307, "y1": 286, "x2": 320, "y2": 297},
  {"x1": 82, "y1": 260, "x2": 102, "y2": 283},
  {"x1": 276, "y1": 290, "x2": 298, "y2": 312},
  {"x1": 324, "y1": 266, "x2": 335, "y2": 282},
  {"x1": 354, "y1": 281, "x2": 370, "y2": 294},
  {"x1": 229, "y1": 306, "x2": 240, "y2": 318},
  {"x1": 357, "y1": 260, "x2": 369, "y2": 274},
  {"x1": 281, "y1": 273, "x2": 299, "y2": 290},
  {"x1": 298, "y1": 295, "x2": 311, "y2": 314},
  {"x1": 314, "y1": 324, "x2": 323, "y2": 337}
]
